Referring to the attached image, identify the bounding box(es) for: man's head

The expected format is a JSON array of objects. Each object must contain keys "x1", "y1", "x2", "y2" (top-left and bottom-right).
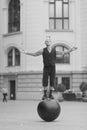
[{"x1": 45, "y1": 39, "x2": 52, "y2": 46}]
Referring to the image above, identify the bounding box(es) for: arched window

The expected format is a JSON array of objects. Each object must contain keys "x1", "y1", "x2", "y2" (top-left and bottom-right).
[
  {"x1": 8, "y1": 0, "x2": 20, "y2": 33},
  {"x1": 8, "y1": 47, "x2": 20, "y2": 66},
  {"x1": 53, "y1": 44, "x2": 70, "y2": 64},
  {"x1": 8, "y1": 49, "x2": 13, "y2": 66},
  {"x1": 15, "y1": 48, "x2": 20, "y2": 66}
]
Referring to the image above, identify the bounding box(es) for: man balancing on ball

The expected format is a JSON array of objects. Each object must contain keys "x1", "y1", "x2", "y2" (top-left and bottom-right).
[{"x1": 21, "y1": 38, "x2": 77, "y2": 100}]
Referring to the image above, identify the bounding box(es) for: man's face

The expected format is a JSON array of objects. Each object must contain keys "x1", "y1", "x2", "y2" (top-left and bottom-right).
[{"x1": 45, "y1": 40, "x2": 51, "y2": 46}]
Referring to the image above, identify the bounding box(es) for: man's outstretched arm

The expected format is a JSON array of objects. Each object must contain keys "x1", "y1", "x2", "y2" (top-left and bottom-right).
[
  {"x1": 21, "y1": 49, "x2": 43, "y2": 56},
  {"x1": 63, "y1": 47, "x2": 77, "y2": 55},
  {"x1": 56, "y1": 47, "x2": 77, "y2": 56}
]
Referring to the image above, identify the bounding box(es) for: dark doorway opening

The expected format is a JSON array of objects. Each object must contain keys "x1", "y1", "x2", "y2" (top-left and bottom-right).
[
  {"x1": 10, "y1": 80, "x2": 16, "y2": 100},
  {"x1": 62, "y1": 77, "x2": 70, "y2": 90}
]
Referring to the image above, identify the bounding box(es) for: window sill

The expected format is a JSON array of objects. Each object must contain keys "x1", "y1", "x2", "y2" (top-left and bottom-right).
[
  {"x1": 45, "y1": 29, "x2": 74, "y2": 33},
  {"x1": 3, "y1": 31, "x2": 22, "y2": 37},
  {"x1": 7, "y1": 65, "x2": 20, "y2": 67},
  {"x1": 56, "y1": 63, "x2": 70, "y2": 65}
]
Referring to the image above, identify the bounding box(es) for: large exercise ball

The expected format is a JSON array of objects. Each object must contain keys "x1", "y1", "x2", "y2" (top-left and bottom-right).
[{"x1": 37, "y1": 99, "x2": 61, "y2": 122}]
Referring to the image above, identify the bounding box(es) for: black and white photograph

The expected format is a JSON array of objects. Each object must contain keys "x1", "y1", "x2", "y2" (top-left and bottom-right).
[{"x1": 0, "y1": 0, "x2": 87, "y2": 130}]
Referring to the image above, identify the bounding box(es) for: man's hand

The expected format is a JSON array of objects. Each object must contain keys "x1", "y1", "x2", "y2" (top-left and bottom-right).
[
  {"x1": 21, "y1": 49, "x2": 28, "y2": 54},
  {"x1": 71, "y1": 47, "x2": 78, "y2": 52}
]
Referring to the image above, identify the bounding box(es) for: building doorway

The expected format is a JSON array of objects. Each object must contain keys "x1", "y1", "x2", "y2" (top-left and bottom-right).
[
  {"x1": 62, "y1": 77, "x2": 70, "y2": 90},
  {"x1": 9, "y1": 80, "x2": 16, "y2": 100},
  {"x1": 54, "y1": 76, "x2": 70, "y2": 90}
]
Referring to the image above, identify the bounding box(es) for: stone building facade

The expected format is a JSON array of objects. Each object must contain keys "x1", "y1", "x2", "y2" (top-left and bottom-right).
[{"x1": 0, "y1": 0, "x2": 87, "y2": 100}]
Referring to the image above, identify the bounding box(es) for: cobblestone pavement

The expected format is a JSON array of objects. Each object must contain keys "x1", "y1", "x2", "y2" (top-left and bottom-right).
[{"x1": 0, "y1": 100, "x2": 87, "y2": 130}]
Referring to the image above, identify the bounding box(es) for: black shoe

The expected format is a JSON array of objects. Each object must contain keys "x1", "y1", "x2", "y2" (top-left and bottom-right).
[
  {"x1": 42, "y1": 95, "x2": 47, "y2": 100},
  {"x1": 49, "y1": 94, "x2": 54, "y2": 99}
]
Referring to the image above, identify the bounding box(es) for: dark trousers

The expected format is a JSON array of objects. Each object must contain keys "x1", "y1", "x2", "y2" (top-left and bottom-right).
[{"x1": 42, "y1": 65, "x2": 55, "y2": 87}]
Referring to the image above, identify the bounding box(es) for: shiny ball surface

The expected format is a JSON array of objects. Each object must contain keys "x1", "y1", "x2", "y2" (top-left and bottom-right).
[{"x1": 37, "y1": 99, "x2": 61, "y2": 122}]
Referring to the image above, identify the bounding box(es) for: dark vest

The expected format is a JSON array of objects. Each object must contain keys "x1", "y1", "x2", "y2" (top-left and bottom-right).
[{"x1": 42, "y1": 47, "x2": 56, "y2": 67}]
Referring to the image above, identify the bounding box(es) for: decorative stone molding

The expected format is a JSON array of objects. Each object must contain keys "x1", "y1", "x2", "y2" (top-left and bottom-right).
[
  {"x1": 4, "y1": 43, "x2": 21, "y2": 54},
  {"x1": 69, "y1": 0, "x2": 75, "y2": 3},
  {"x1": 43, "y1": 0, "x2": 75, "y2": 3},
  {"x1": 3, "y1": 31, "x2": 22, "y2": 37},
  {"x1": 43, "y1": 0, "x2": 49, "y2": 3},
  {"x1": 45, "y1": 29, "x2": 74, "y2": 32},
  {"x1": 52, "y1": 42, "x2": 71, "y2": 50}
]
